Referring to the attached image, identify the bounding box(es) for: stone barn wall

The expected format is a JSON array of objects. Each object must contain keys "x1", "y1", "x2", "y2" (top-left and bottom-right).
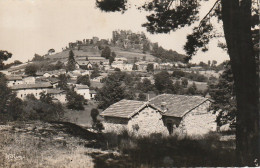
[
  {"x1": 102, "y1": 106, "x2": 168, "y2": 136},
  {"x1": 127, "y1": 106, "x2": 168, "y2": 136},
  {"x1": 178, "y1": 101, "x2": 217, "y2": 136},
  {"x1": 102, "y1": 117, "x2": 129, "y2": 133}
]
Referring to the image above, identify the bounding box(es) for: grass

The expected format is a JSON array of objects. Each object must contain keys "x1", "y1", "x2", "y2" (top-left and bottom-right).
[
  {"x1": 63, "y1": 101, "x2": 102, "y2": 127},
  {"x1": 0, "y1": 121, "x2": 98, "y2": 168},
  {"x1": 92, "y1": 131, "x2": 237, "y2": 167}
]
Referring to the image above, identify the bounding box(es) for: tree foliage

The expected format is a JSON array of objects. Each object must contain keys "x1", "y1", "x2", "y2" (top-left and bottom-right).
[
  {"x1": 76, "y1": 75, "x2": 91, "y2": 86},
  {"x1": 0, "y1": 50, "x2": 12, "y2": 70},
  {"x1": 25, "y1": 64, "x2": 38, "y2": 76},
  {"x1": 66, "y1": 50, "x2": 76, "y2": 71},
  {"x1": 96, "y1": 71, "x2": 135, "y2": 109},
  {"x1": 0, "y1": 73, "x2": 23, "y2": 121},
  {"x1": 101, "y1": 46, "x2": 111, "y2": 59},
  {"x1": 209, "y1": 63, "x2": 236, "y2": 126},
  {"x1": 66, "y1": 89, "x2": 85, "y2": 110}
]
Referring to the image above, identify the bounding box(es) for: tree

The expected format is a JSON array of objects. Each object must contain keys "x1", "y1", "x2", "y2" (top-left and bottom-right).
[
  {"x1": 0, "y1": 73, "x2": 23, "y2": 121},
  {"x1": 154, "y1": 71, "x2": 173, "y2": 93},
  {"x1": 0, "y1": 50, "x2": 12, "y2": 70},
  {"x1": 48, "y1": 48, "x2": 55, "y2": 55},
  {"x1": 132, "y1": 63, "x2": 138, "y2": 70},
  {"x1": 186, "y1": 82, "x2": 198, "y2": 95},
  {"x1": 54, "y1": 61, "x2": 64, "y2": 70},
  {"x1": 209, "y1": 62, "x2": 236, "y2": 126},
  {"x1": 66, "y1": 50, "x2": 76, "y2": 71},
  {"x1": 95, "y1": 71, "x2": 135, "y2": 109},
  {"x1": 91, "y1": 108, "x2": 99, "y2": 123},
  {"x1": 66, "y1": 89, "x2": 85, "y2": 110},
  {"x1": 96, "y1": 1, "x2": 259, "y2": 165},
  {"x1": 146, "y1": 63, "x2": 154, "y2": 72},
  {"x1": 25, "y1": 64, "x2": 38, "y2": 76},
  {"x1": 58, "y1": 74, "x2": 69, "y2": 90},
  {"x1": 138, "y1": 92, "x2": 147, "y2": 101},
  {"x1": 101, "y1": 46, "x2": 111, "y2": 59},
  {"x1": 32, "y1": 54, "x2": 44, "y2": 61},
  {"x1": 109, "y1": 52, "x2": 116, "y2": 65},
  {"x1": 90, "y1": 68, "x2": 101, "y2": 79},
  {"x1": 77, "y1": 75, "x2": 91, "y2": 86},
  {"x1": 181, "y1": 78, "x2": 188, "y2": 88}
]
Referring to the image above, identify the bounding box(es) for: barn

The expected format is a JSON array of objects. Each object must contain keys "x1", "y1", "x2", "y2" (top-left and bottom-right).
[{"x1": 100, "y1": 94, "x2": 217, "y2": 136}]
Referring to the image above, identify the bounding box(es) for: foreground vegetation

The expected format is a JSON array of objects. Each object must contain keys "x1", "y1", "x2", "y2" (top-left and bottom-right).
[{"x1": 0, "y1": 120, "x2": 236, "y2": 167}]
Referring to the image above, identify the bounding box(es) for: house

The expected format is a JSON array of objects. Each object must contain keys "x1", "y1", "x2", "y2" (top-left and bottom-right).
[
  {"x1": 11, "y1": 82, "x2": 53, "y2": 99},
  {"x1": 76, "y1": 61, "x2": 92, "y2": 69},
  {"x1": 149, "y1": 94, "x2": 217, "y2": 136},
  {"x1": 101, "y1": 94, "x2": 217, "y2": 136},
  {"x1": 47, "y1": 89, "x2": 67, "y2": 103},
  {"x1": 74, "y1": 85, "x2": 90, "y2": 99},
  {"x1": 6, "y1": 75, "x2": 23, "y2": 87},
  {"x1": 89, "y1": 90, "x2": 97, "y2": 99},
  {"x1": 101, "y1": 99, "x2": 168, "y2": 136},
  {"x1": 23, "y1": 76, "x2": 36, "y2": 84}
]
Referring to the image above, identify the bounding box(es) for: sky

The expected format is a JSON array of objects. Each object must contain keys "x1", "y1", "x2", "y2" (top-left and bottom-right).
[{"x1": 0, "y1": 0, "x2": 229, "y2": 64}]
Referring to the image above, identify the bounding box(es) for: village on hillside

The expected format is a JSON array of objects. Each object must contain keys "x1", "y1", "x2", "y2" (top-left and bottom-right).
[
  {"x1": 1, "y1": 0, "x2": 259, "y2": 166},
  {"x1": 0, "y1": 30, "x2": 238, "y2": 166}
]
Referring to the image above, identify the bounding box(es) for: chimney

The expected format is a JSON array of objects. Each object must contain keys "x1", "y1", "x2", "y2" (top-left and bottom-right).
[{"x1": 161, "y1": 102, "x2": 168, "y2": 112}]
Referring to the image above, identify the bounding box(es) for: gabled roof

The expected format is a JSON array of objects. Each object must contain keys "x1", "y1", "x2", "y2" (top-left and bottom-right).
[
  {"x1": 148, "y1": 94, "x2": 209, "y2": 118},
  {"x1": 11, "y1": 82, "x2": 53, "y2": 90},
  {"x1": 100, "y1": 99, "x2": 147, "y2": 119}
]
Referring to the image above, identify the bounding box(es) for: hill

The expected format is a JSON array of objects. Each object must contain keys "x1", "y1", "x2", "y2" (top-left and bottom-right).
[{"x1": 44, "y1": 30, "x2": 186, "y2": 63}]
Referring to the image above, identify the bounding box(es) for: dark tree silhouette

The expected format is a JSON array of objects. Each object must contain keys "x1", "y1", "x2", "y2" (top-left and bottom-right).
[
  {"x1": 66, "y1": 50, "x2": 76, "y2": 71},
  {"x1": 95, "y1": 1, "x2": 260, "y2": 165},
  {"x1": 0, "y1": 50, "x2": 12, "y2": 70}
]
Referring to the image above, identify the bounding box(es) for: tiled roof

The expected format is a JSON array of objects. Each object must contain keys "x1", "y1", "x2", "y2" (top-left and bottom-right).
[
  {"x1": 47, "y1": 89, "x2": 66, "y2": 94},
  {"x1": 11, "y1": 82, "x2": 53, "y2": 90},
  {"x1": 100, "y1": 99, "x2": 147, "y2": 119},
  {"x1": 6, "y1": 75, "x2": 23, "y2": 81},
  {"x1": 75, "y1": 85, "x2": 89, "y2": 89},
  {"x1": 148, "y1": 94, "x2": 209, "y2": 117},
  {"x1": 89, "y1": 90, "x2": 97, "y2": 94}
]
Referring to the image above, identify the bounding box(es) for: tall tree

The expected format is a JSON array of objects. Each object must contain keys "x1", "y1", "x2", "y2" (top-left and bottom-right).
[
  {"x1": 0, "y1": 73, "x2": 23, "y2": 121},
  {"x1": 95, "y1": 71, "x2": 135, "y2": 109},
  {"x1": 96, "y1": 0, "x2": 259, "y2": 165},
  {"x1": 66, "y1": 50, "x2": 76, "y2": 71},
  {"x1": 208, "y1": 62, "x2": 236, "y2": 126},
  {"x1": 0, "y1": 50, "x2": 12, "y2": 70},
  {"x1": 101, "y1": 46, "x2": 111, "y2": 59}
]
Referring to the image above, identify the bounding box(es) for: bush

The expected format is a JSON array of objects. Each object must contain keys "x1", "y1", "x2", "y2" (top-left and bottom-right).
[{"x1": 66, "y1": 89, "x2": 85, "y2": 110}]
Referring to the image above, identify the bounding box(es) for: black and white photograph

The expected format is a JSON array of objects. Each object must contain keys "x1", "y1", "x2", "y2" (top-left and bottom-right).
[{"x1": 0, "y1": 0, "x2": 259, "y2": 167}]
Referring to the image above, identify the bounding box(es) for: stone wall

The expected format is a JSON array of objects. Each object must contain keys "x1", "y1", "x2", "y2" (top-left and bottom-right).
[
  {"x1": 102, "y1": 117, "x2": 129, "y2": 133},
  {"x1": 127, "y1": 106, "x2": 168, "y2": 136},
  {"x1": 178, "y1": 101, "x2": 217, "y2": 136},
  {"x1": 102, "y1": 106, "x2": 168, "y2": 136}
]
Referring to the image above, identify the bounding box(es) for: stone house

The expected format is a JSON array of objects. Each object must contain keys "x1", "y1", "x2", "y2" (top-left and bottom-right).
[
  {"x1": 74, "y1": 85, "x2": 90, "y2": 100},
  {"x1": 101, "y1": 94, "x2": 217, "y2": 137},
  {"x1": 11, "y1": 82, "x2": 53, "y2": 99},
  {"x1": 100, "y1": 99, "x2": 168, "y2": 136},
  {"x1": 149, "y1": 94, "x2": 217, "y2": 136},
  {"x1": 6, "y1": 76, "x2": 23, "y2": 87}
]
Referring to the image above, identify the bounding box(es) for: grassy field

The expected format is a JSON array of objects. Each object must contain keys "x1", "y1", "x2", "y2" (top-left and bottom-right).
[
  {"x1": 0, "y1": 121, "x2": 102, "y2": 168},
  {"x1": 64, "y1": 101, "x2": 103, "y2": 127}
]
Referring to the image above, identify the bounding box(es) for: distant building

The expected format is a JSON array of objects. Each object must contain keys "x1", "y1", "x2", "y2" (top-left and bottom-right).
[
  {"x1": 47, "y1": 89, "x2": 67, "y2": 103},
  {"x1": 74, "y1": 85, "x2": 90, "y2": 100},
  {"x1": 23, "y1": 76, "x2": 36, "y2": 84},
  {"x1": 6, "y1": 76, "x2": 23, "y2": 87},
  {"x1": 11, "y1": 82, "x2": 53, "y2": 100}
]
